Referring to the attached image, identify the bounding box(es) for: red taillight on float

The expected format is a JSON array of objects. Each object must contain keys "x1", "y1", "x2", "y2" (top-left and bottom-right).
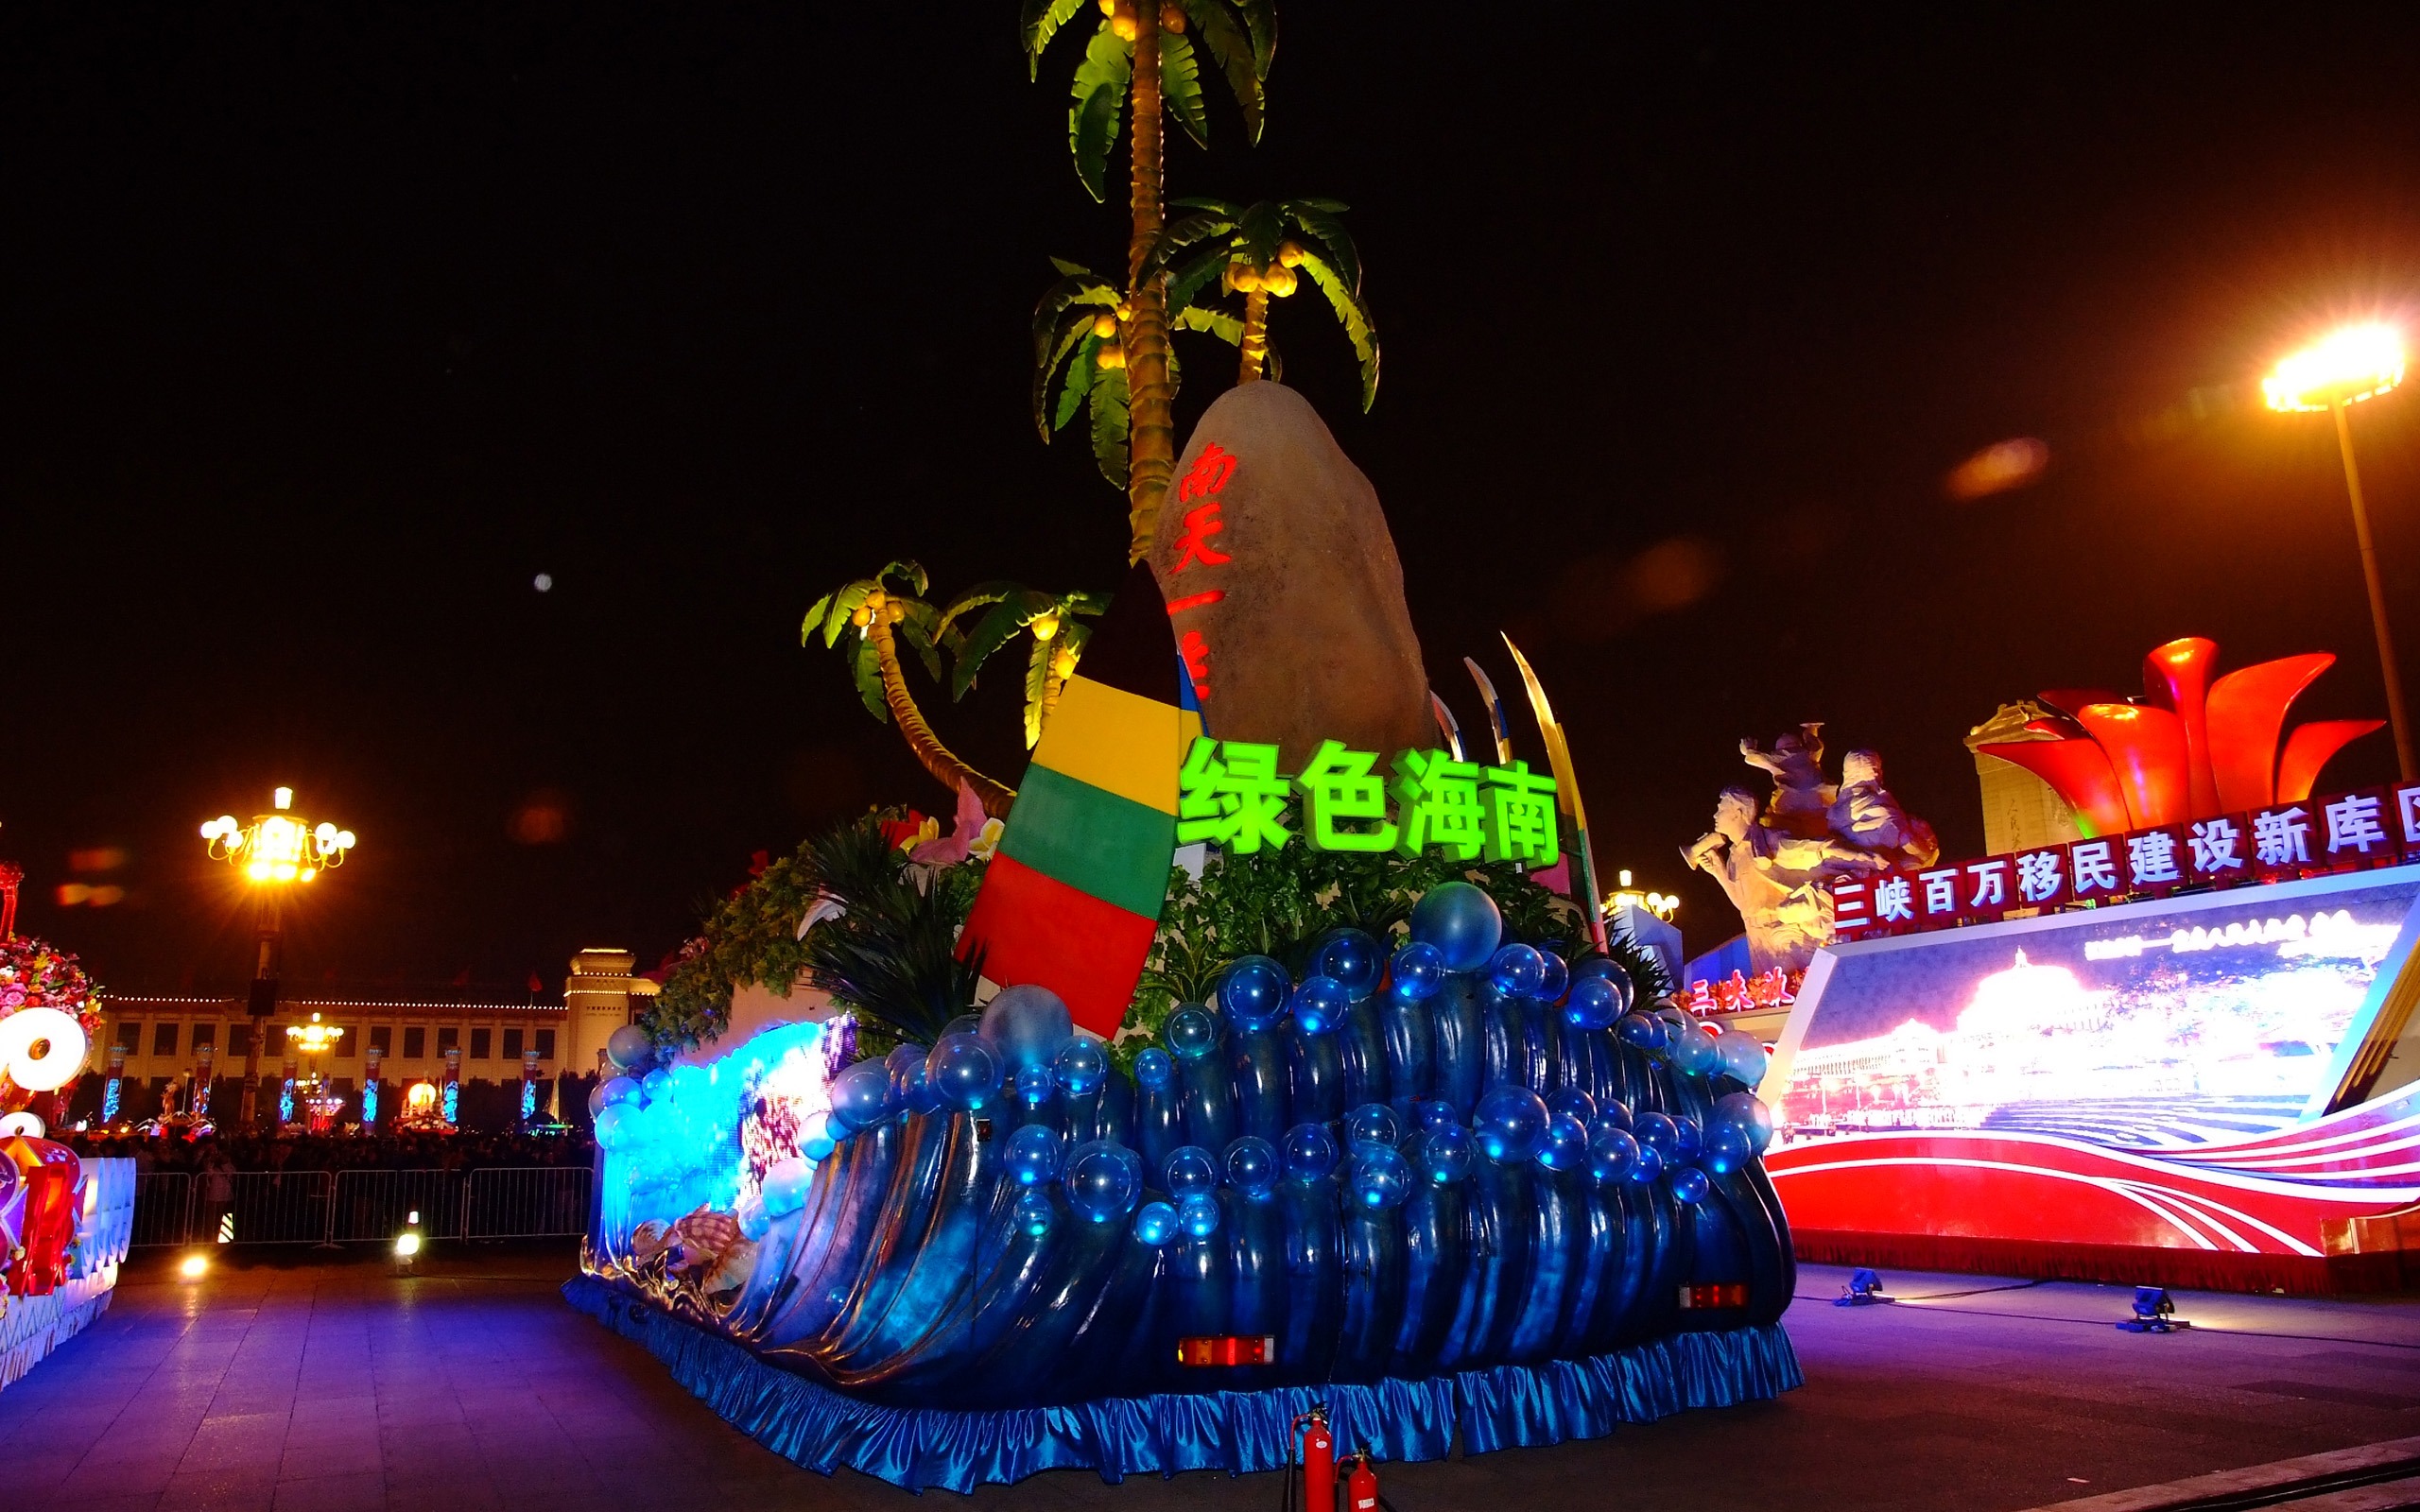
[
  {"x1": 1679, "y1": 1281, "x2": 1750, "y2": 1310},
  {"x1": 1176, "y1": 1333, "x2": 1277, "y2": 1366}
]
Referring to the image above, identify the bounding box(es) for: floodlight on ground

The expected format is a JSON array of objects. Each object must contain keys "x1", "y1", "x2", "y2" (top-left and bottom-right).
[
  {"x1": 1834, "y1": 1267, "x2": 1891, "y2": 1307},
  {"x1": 2116, "y1": 1285, "x2": 2188, "y2": 1333},
  {"x1": 179, "y1": 1252, "x2": 209, "y2": 1280}
]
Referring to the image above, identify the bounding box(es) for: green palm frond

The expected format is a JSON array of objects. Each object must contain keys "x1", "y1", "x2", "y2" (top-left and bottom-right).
[
  {"x1": 1173, "y1": 0, "x2": 1266, "y2": 143},
  {"x1": 1161, "y1": 31, "x2": 1209, "y2": 148},
  {"x1": 1020, "y1": 0, "x2": 1087, "y2": 78},
  {"x1": 848, "y1": 635, "x2": 887, "y2": 719},
  {"x1": 1175, "y1": 304, "x2": 1244, "y2": 345},
  {"x1": 951, "y1": 590, "x2": 1059, "y2": 698},
  {"x1": 1088, "y1": 361, "x2": 1131, "y2": 488},
  {"x1": 1068, "y1": 25, "x2": 1132, "y2": 203},
  {"x1": 1294, "y1": 249, "x2": 1379, "y2": 409}
]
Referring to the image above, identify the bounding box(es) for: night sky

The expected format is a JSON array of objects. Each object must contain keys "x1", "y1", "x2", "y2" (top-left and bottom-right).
[{"x1": 7, "y1": 6, "x2": 2418, "y2": 994}]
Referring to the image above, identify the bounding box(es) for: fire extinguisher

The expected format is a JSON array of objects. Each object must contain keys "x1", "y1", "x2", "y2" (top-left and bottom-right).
[
  {"x1": 1286, "y1": 1405, "x2": 1333, "y2": 1512},
  {"x1": 1341, "y1": 1450, "x2": 1380, "y2": 1512}
]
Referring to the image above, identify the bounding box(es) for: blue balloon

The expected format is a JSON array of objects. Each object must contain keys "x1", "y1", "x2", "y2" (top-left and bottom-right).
[
  {"x1": 1412, "y1": 1097, "x2": 1460, "y2": 1131},
  {"x1": 926, "y1": 1032, "x2": 1003, "y2": 1110},
  {"x1": 1389, "y1": 941, "x2": 1447, "y2": 1002},
  {"x1": 1014, "y1": 1065, "x2": 1056, "y2": 1105},
  {"x1": 1716, "y1": 1090, "x2": 1775, "y2": 1153},
  {"x1": 828, "y1": 1059, "x2": 893, "y2": 1130},
  {"x1": 1564, "y1": 976, "x2": 1623, "y2": 1030},
  {"x1": 1486, "y1": 943, "x2": 1546, "y2": 999},
  {"x1": 979, "y1": 984, "x2": 1076, "y2": 1073},
  {"x1": 1409, "y1": 881, "x2": 1503, "y2": 971},
  {"x1": 885, "y1": 1044, "x2": 928, "y2": 1103},
  {"x1": 1163, "y1": 1144, "x2": 1219, "y2": 1196},
  {"x1": 803, "y1": 1133, "x2": 836, "y2": 1160},
  {"x1": 1223, "y1": 1135, "x2": 1280, "y2": 1197},
  {"x1": 1063, "y1": 1141, "x2": 1142, "y2": 1223},
  {"x1": 1282, "y1": 1122, "x2": 1339, "y2": 1181},
  {"x1": 1703, "y1": 1119, "x2": 1755, "y2": 1174},
  {"x1": 597, "y1": 1075, "x2": 642, "y2": 1109},
  {"x1": 593, "y1": 1103, "x2": 635, "y2": 1150},
  {"x1": 1013, "y1": 1188, "x2": 1055, "y2": 1237},
  {"x1": 1545, "y1": 1088, "x2": 1597, "y2": 1127},
  {"x1": 1313, "y1": 928, "x2": 1385, "y2": 1002},
  {"x1": 1005, "y1": 1123, "x2": 1063, "y2": 1187},
  {"x1": 1616, "y1": 1012, "x2": 1669, "y2": 1052},
  {"x1": 1630, "y1": 1140, "x2": 1666, "y2": 1183},
  {"x1": 1717, "y1": 1028, "x2": 1769, "y2": 1087},
  {"x1": 1535, "y1": 1109, "x2": 1590, "y2": 1171},
  {"x1": 640, "y1": 1068, "x2": 674, "y2": 1103},
  {"x1": 1535, "y1": 951, "x2": 1570, "y2": 1005},
  {"x1": 1672, "y1": 1115, "x2": 1703, "y2": 1161},
  {"x1": 1164, "y1": 1004, "x2": 1221, "y2": 1060},
  {"x1": 1669, "y1": 1166, "x2": 1712, "y2": 1204},
  {"x1": 1671, "y1": 1022, "x2": 1720, "y2": 1077},
  {"x1": 1133, "y1": 1047, "x2": 1176, "y2": 1091},
  {"x1": 1134, "y1": 1199, "x2": 1179, "y2": 1246},
  {"x1": 1417, "y1": 1123, "x2": 1474, "y2": 1184},
  {"x1": 606, "y1": 1024, "x2": 655, "y2": 1074},
  {"x1": 1349, "y1": 1143, "x2": 1414, "y2": 1210},
  {"x1": 1290, "y1": 975, "x2": 1349, "y2": 1036},
  {"x1": 1219, "y1": 955, "x2": 1292, "y2": 1032},
  {"x1": 1052, "y1": 1037, "x2": 1109, "y2": 1096},
  {"x1": 1634, "y1": 1111, "x2": 1682, "y2": 1160},
  {"x1": 1586, "y1": 1124, "x2": 1641, "y2": 1184},
  {"x1": 1178, "y1": 1191, "x2": 1221, "y2": 1238},
  {"x1": 1345, "y1": 1102, "x2": 1402, "y2": 1149},
  {"x1": 1597, "y1": 1096, "x2": 1633, "y2": 1131},
  {"x1": 760, "y1": 1157, "x2": 814, "y2": 1216},
  {"x1": 1474, "y1": 1085, "x2": 1549, "y2": 1163},
  {"x1": 941, "y1": 1013, "x2": 982, "y2": 1039},
  {"x1": 1575, "y1": 959, "x2": 1635, "y2": 1012}
]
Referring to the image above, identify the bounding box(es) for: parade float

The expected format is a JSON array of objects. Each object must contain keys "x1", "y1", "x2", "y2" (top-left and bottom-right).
[
  {"x1": 563, "y1": 6, "x2": 1799, "y2": 1486},
  {"x1": 0, "y1": 865, "x2": 135, "y2": 1393},
  {"x1": 1727, "y1": 640, "x2": 2420, "y2": 1292}
]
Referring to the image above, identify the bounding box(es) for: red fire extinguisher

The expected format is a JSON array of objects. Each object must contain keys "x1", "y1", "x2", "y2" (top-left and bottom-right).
[
  {"x1": 1343, "y1": 1451, "x2": 1380, "y2": 1512},
  {"x1": 1291, "y1": 1406, "x2": 1334, "y2": 1512}
]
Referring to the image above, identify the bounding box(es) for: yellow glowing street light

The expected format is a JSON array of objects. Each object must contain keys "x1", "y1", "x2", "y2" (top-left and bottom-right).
[
  {"x1": 202, "y1": 787, "x2": 358, "y2": 1128},
  {"x1": 2265, "y1": 322, "x2": 2414, "y2": 782},
  {"x1": 286, "y1": 1010, "x2": 344, "y2": 1057}
]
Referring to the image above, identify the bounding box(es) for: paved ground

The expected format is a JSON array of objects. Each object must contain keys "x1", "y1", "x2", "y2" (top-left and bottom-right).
[{"x1": 7, "y1": 1245, "x2": 2420, "y2": 1511}]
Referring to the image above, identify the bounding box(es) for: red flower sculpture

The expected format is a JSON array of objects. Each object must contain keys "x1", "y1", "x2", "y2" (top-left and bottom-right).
[{"x1": 1979, "y1": 638, "x2": 2383, "y2": 835}]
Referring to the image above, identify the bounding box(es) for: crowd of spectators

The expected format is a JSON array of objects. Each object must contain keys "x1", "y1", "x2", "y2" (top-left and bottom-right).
[{"x1": 57, "y1": 1129, "x2": 596, "y2": 1175}]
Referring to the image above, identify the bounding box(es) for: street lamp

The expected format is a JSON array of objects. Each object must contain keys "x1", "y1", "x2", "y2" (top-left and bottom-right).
[
  {"x1": 2264, "y1": 322, "x2": 2414, "y2": 782},
  {"x1": 201, "y1": 787, "x2": 356, "y2": 1129}
]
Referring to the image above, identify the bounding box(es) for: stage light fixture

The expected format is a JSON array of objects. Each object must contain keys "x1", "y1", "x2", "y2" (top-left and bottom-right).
[
  {"x1": 2116, "y1": 1285, "x2": 2188, "y2": 1333},
  {"x1": 1834, "y1": 1267, "x2": 1891, "y2": 1306}
]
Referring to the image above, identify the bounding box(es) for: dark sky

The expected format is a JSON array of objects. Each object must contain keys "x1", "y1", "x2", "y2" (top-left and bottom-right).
[{"x1": 6, "y1": 6, "x2": 2418, "y2": 993}]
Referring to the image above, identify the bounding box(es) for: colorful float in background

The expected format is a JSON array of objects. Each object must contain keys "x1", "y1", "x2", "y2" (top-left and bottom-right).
[
  {"x1": 571, "y1": 883, "x2": 1797, "y2": 1490},
  {"x1": 1756, "y1": 639, "x2": 2420, "y2": 1291}
]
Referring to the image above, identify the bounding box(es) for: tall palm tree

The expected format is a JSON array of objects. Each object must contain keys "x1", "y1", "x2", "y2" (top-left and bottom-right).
[
  {"x1": 804, "y1": 561, "x2": 1016, "y2": 818},
  {"x1": 1147, "y1": 197, "x2": 1377, "y2": 406},
  {"x1": 1030, "y1": 256, "x2": 1242, "y2": 490},
  {"x1": 1023, "y1": 0, "x2": 1276, "y2": 562},
  {"x1": 940, "y1": 582, "x2": 1114, "y2": 747}
]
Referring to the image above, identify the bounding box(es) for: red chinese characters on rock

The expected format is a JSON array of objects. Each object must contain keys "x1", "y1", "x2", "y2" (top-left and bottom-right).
[
  {"x1": 1165, "y1": 443, "x2": 1239, "y2": 702},
  {"x1": 1829, "y1": 779, "x2": 2420, "y2": 944}
]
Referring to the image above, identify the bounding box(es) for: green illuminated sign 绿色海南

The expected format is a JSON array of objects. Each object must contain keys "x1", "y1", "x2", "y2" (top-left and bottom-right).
[{"x1": 1176, "y1": 736, "x2": 1560, "y2": 865}]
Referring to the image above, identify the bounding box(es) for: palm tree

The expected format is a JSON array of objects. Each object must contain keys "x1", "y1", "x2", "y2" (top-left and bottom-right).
[
  {"x1": 1023, "y1": 0, "x2": 1276, "y2": 562},
  {"x1": 1147, "y1": 197, "x2": 1377, "y2": 406},
  {"x1": 1030, "y1": 256, "x2": 1242, "y2": 490},
  {"x1": 804, "y1": 561, "x2": 1017, "y2": 818},
  {"x1": 940, "y1": 582, "x2": 1114, "y2": 747}
]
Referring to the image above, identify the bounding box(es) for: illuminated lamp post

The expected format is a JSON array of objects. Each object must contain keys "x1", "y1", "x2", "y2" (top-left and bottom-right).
[
  {"x1": 287, "y1": 1012, "x2": 345, "y2": 1132},
  {"x1": 200, "y1": 787, "x2": 356, "y2": 1129},
  {"x1": 2264, "y1": 323, "x2": 2415, "y2": 782}
]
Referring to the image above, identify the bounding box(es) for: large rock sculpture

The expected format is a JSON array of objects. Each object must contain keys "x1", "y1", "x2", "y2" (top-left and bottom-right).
[
  {"x1": 1147, "y1": 382, "x2": 1432, "y2": 768},
  {"x1": 1682, "y1": 724, "x2": 1937, "y2": 977}
]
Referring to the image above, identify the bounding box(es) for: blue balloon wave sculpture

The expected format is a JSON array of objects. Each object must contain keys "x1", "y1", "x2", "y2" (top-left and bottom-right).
[{"x1": 581, "y1": 936, "x2": 1797, "y2": 1479}]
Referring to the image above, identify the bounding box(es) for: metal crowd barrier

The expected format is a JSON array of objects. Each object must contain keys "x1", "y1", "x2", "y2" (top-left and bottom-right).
[
  {"x1": 129, "y1": 1166, "x2": 593, "y2": 1246},
  {"x1": 129, "y1": 1172, "x2": 193, "y2": 1248}
]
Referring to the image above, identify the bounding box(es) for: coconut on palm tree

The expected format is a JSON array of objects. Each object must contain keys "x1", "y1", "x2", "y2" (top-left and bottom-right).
[
  {"x1": 1023, "y1": 0, "x2": 1276, "y2": 562},
  {"x1": 1146, "y1": 197, "x2": 1377, "y2": 405},
  {"x1": 939, "y1": 582, "x2": 1113, "y2": 747},
  {"x1": 804, "y1": 561, "x2": 1016, "y2": 818}
]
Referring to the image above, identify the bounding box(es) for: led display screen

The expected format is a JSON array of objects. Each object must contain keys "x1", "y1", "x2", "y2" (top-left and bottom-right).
[{"x1": 1764, "y1": 868, "x2": 2420, "y2": 1152}]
